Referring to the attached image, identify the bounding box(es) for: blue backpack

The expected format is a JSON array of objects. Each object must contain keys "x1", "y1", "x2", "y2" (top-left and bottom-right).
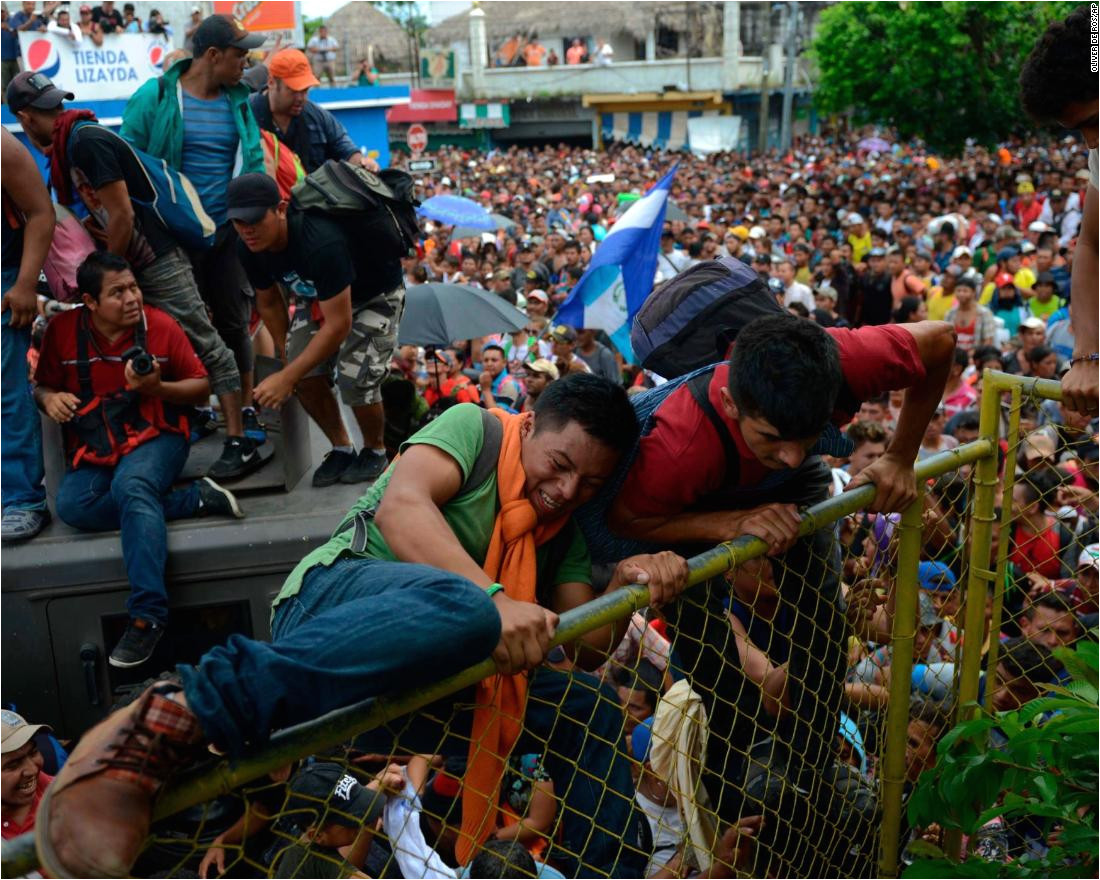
[{"x1": 69, "y1": 120, "x2": 216, "y2": 250}]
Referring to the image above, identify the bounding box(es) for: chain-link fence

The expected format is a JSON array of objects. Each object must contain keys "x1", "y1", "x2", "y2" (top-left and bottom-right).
[{"x1": 3, "y1": 371, "x2": 1094, "y2": 879}]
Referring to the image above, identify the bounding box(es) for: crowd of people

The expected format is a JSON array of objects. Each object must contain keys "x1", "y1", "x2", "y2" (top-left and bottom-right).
[{"x1": 1, "y1": 4, "x2": 1098, "y2": 879}]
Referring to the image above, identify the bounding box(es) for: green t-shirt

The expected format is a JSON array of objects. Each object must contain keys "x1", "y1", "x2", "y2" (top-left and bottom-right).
[
  {"x1": 273, "y1": 404, "x2": 592, "y2": 611},
  {"x1": 1028, "y1": 296, "x2": 1064, "y2": 321}
]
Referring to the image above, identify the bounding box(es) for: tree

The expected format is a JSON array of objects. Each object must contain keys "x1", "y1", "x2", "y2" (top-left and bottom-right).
[
  {"x1": 903, "y1": 640, "x2": 1098, "y2": 877},
  {"x1": 303, "y1": 15, "x2": 323, "y2": 46},
  {"x1": 810, "y1": 2, "x2": 1079, "y2": 155},
  {"x1": 373, "y1": 1, "x2": 430, "y2": 78}
]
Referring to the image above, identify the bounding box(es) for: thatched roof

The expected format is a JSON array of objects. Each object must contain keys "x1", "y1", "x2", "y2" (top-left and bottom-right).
[
  {"x1": 325, "y1": 2, "x2": 414, "y2": 70},
  {"x1": 427, "y1": 1, "x2": 722, "y2": 49}
]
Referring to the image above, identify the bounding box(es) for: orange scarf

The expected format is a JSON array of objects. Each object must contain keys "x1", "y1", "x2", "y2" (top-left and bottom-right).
[{"x1": 456, "y1": 408, "x2": 567, "y2": 865}]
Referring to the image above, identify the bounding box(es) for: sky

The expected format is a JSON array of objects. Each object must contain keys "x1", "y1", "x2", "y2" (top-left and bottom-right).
[{"x1": 300, "y1": 0, "x2": 473, "y2": 25}]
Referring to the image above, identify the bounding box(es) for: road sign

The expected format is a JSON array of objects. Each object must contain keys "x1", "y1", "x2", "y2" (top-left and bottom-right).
[
  {"x1": 407, "y1": 124, "x2": 429, "y2": 153},
  {"x1": 409, "y1": 158, "x2": 437, "y2": 172}
]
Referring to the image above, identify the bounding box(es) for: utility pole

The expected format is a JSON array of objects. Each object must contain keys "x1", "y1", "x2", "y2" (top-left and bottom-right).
[
  {"x1": 779, "y1": 0, "x2": 798, "y2": 152},
  {"x1": 757, "y1": 5, "x2": 772, "y2": 154}
]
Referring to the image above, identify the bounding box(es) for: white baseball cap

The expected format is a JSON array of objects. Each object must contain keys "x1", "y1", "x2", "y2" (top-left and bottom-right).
[
  {"x1": 1079, "y1": 543, "x2": 1099, "y2": 570},
  {"x1": 951, "y1": 246, "x2": 972, "y2": 259},
  {"x1": 846, "y1": 213, "x2": 864, "y2": 226},
  {"x1": 1028, "y1": 221, "x2": 1050, "y2": 233},
  {"x1": 748, "y1": 225, "x2": 767, "y2": 240}
]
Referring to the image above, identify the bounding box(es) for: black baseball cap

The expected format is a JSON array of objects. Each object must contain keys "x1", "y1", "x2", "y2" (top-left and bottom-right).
[
  {"x1": 547, "y1": 323, "x2": 577, "y2": 344},
  {"x1": 226, "y1": 173, "x2": 280, "y2": 223},
  {"x1": 6, "y1": 71, "x2": 74, "y2": 114},
  {"x1": 191, "y1": 14, "x2": 264, "y2": 55},
  {"x1": 285, "y1": 763, "x2": 384, "y2": 829}
]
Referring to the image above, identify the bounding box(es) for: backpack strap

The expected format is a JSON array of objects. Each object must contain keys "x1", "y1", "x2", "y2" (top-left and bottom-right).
[
  {"x1": 465, "y1": 407, "x2": 503, "y2": 497},
  {"x1": 686, "y1": 368, "x2": 741, "y2": 490},
  {"x1": 75, "y1": 311, "x2": 95, "y2": 400}
]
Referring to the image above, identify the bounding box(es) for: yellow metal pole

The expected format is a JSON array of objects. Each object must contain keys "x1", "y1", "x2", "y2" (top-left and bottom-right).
[
  {"x1": 877, "y1": 484, "x2": 926, "y2": 878},
  {"x1": 944, "y1": 370, "x2": 1005, "y2": 861},
  {"x1": 983, "y1": 384, "x2": 1021, "y2": 712}
]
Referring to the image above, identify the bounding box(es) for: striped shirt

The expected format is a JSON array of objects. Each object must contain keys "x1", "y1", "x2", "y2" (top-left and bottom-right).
[{"x1": 181, "y1": 91, "x2": 238, "y2": 226}]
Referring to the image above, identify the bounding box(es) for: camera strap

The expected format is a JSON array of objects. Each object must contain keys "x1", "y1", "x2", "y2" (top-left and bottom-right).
[{"x1": 75, "y1": 309, "x2": 147, "y2": 400}]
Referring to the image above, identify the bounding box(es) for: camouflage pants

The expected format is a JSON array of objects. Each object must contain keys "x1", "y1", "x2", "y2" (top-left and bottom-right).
[{"x1": 287, "y1": 286, "x2": 405, "y2": 407}]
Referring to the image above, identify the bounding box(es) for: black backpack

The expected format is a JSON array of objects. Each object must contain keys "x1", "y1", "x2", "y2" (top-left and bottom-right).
[
  {"x1": 289, "y1": 160, "x2": 420, "y2": 262},
  {"x1": 630, "y1": 255, "x2": 784, "y2": 378}
]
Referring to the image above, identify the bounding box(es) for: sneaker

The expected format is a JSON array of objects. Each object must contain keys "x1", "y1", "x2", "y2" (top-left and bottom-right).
[
  {"x1": 109, "y1": 618, "x2": 165, "y2": 669},
  {"x1": 36, "y1": 679, "x2": 205, "y2": 879},
  {"x1": 1, "y1": 507, "x2": 51, "y2": 543},
  {"x1": 242, "y1": 406, "x2": 267, "y2": 445},
  {"x1": 338, "y1": 449, "x2": 389, "y2": 484},
  {"x1": 196, "y1": 477, "x2": 244, "y2": 519},
  {"x1": 189, "y1": 407, "x2": 219, "y2": 443},
  {"x1": 312, "y1": 449, "x2": 357, "y2": 488},
  {"x1": 207, "y1": 436, "x2": 265, "y2": 481}
]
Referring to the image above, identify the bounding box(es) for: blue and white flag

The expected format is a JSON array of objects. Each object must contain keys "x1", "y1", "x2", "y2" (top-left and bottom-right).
[{"x1": 555, "y1": 166, "x2": 677, "y2": 360}]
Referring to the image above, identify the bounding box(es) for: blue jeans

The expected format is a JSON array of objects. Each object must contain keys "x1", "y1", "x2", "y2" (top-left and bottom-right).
[
  {"x1": 180, "y1": 557, "x2": 645, "y2": 877},
  {"x1": 1, "y1": 271, "x2": 46, "y2": 512},
  {"x1": 55, "y1": 432, "x2": 198, "y2": 624}
]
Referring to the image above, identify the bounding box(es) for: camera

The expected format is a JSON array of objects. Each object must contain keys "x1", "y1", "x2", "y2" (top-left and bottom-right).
[{"x1": 122, "y1": 346, "x2": 155, "y2": 377}]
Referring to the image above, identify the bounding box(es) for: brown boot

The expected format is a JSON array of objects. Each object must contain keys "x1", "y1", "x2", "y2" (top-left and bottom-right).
[{"x1": 36, "y1": 680, "x2": 206, "y2": 878}]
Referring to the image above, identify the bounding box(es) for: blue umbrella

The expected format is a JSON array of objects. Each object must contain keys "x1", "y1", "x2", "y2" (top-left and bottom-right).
[{"x1": 418, "y1": 195, "x2": 495, "y2": 230}]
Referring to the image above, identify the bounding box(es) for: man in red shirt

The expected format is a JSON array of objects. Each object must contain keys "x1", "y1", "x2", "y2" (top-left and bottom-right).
[
  {"x1": 34, "y1": 252, "x2": 244, "y2": 669},
  {"x1": 1, "y1": 711, "x2": 53, "y2": 842},
  {"x1": 606, "y1": 316, "x2": 955, "y2": 556}
]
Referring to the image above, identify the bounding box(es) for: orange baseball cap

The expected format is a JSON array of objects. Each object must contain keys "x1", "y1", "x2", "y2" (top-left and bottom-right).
[{"x1": 267, "y1": 49, "x2": 319, "y2": 91}]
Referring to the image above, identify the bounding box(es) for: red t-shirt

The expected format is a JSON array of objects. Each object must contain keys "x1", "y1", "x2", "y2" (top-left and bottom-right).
[
  {"x1": 35, "y1": 305, "x2": 206, "y2": 396},
  {"x1": 1, "y1": 773, "x2": 53, "y2": 840},
  {"x1": 617, "y1": 324, "x2": 925, "y2": 518},
  {"x1": 1010, "y1": 520, "x2": 1064, "y2": 580}
]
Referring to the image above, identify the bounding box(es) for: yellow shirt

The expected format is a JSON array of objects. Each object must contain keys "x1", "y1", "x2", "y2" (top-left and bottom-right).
[
  {"x1": 848, "y1": 232, "x2": 872, "y2": 264},
  {"x1": 926, "y1": 286, "x2": 956, "y2": 321}
]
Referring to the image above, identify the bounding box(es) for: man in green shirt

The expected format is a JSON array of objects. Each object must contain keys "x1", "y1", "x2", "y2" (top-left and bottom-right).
[{"x1": 39, "y1": 374, "x2": 690, "y2": 880}]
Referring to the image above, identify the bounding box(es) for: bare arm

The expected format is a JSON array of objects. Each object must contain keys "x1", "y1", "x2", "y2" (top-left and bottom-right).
[
  {"x1": 93, "y1": 180, "x2": 137, "y2": 258},
  {"x1": 126, "y1": 360, "x2": 210, "y2": 406},
  {"x1": 847, "y1": 320, "x2": 956, "y2": 512},
  {"x1": 493, "y1": 779, "x2": 556, "y2": 844},
  {"x1": 609, "y1": 496, "x2": 803, "y2": 557},
  {"x1": 550, "y1": 552, "x2": 689, "y2": 670},
  {"x1": 373, "y1": 443, "x2": 559, "y2": 675},
  {"x1": 253, "y1": 289, "x2": 350, "y2": 409},
  {"x1": 1063, "y1": 183, "x2": 1099, "y2": 415},
  {"x1": 1, "y1": 129, "x2": 54, "y2": 329},
  {"x1": 374, "y1": 443, "x2": 494, "y2": 586}
]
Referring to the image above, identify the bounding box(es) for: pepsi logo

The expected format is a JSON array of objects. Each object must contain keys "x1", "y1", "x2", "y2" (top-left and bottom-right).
[
  {"x1": 147, "y1": 43, "x2": 165, "y2": 70},
  {"x1": 25, "y1": 39, "x2": 60, "y2": 78}
]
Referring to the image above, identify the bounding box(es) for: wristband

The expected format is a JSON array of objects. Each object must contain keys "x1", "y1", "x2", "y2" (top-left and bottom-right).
[
  {"x1": 1069, "y1": 353, "x2": 1099, "y2": 366},
  {"x1": 485, "y1": 583, "x2": 505, "y2": 599}
]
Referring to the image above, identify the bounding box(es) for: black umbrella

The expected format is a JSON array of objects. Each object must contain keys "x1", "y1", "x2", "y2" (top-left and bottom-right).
[{"x1": 397, "y1": 283, "x2": 527, "y2": 347}]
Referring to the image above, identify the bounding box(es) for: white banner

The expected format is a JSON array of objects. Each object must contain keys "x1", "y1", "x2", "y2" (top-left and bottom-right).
[
  {"x1": 18, "y1": 32, "x2": 169, "y2": 102},
  {"x1": 687, "y1": 115, "x2": 742, "y2": 156}
]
